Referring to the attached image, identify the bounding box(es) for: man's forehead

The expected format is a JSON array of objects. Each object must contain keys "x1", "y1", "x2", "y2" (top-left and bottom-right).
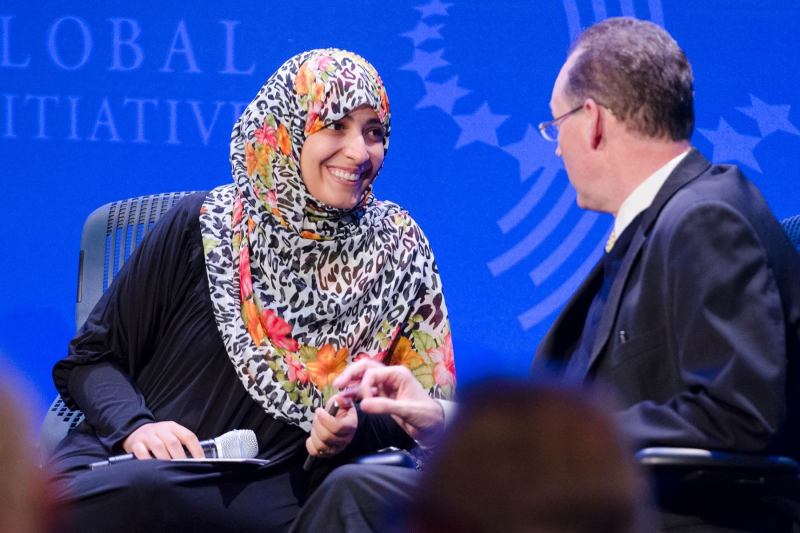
[
  {"x1": 550, "y1": 64, "x2": 570, "y2": 110},
  {"x1": 559, "y1": 50, "x2": 581, "y2": 81},
  {"x1": 550, "y1": 49, "x2": 582, "y2": 110}
]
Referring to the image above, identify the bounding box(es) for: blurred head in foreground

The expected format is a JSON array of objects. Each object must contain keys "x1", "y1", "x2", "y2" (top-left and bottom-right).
[
  {"x1": 0, "y1": 365, "x2": 54, "y2": 533},
  {"x1": 409, "y1": 380, "x2": 650, "y2": 533}
]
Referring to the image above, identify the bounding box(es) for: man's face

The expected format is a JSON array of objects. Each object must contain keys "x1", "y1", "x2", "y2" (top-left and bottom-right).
[{"x1": 549, "y1": 53, "x2": 603, "y2": 212}]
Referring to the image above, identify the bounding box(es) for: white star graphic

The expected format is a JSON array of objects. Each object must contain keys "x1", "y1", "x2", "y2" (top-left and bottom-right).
[
  {"x1": 501, "y1": 125, "x2": 562, "y2": 181},
  {"x1": 737, "y1": 94, "x2": 800, "y2": 137},
  {"x1": 453, "y1": 102, "x2": 509, "y2": 149},
  {"x1": 401, "y1": 21, "x2": 444, "y2": 47},
  {"x1": 414, "y1": 0, "x2": 453, "y2": 18},
  {"x1": 416, "y1": 77, "x2": 470, "y2": 114},
  {"x1": 400, "y1": 48, "x2": 449, "y2": 80},
  {"x1": 698, "y1": 118, "x2": 762, "y2": 173}
]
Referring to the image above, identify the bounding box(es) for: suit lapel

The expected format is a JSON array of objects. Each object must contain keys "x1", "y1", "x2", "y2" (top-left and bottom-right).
[
  {"x1": 639, "y1": 149, "x2": 712, "y2": 234},
  {"x1": 532, "y1": 258, "x2": 604, "y2": 372},
  {"x1": 582, "y1": 149, "x2": 712, "y2": 375}
]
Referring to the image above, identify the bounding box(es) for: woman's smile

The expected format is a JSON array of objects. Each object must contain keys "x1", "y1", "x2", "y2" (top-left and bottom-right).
[{"x1": 326, "y1": 163, "x2": 372, "y2": 185}]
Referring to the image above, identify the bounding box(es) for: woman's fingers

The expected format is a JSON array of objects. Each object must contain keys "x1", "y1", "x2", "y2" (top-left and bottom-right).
[
  {"x1": 316, "y1": 406, "x2": 356, "y2": 442},
  {"x1": 130, "y1": 441, "x2": 151, "y2": 460},
  {"x1": 172, "y1": 423, "x2": 204, "y2": 459},
  {"x1": 122, "y1": 421, "x2": 202, "y2": 460},
  {"x1": 306, "y1": 420, "x2": 342, "y2": 456},
  {"x1": 304, "y1": 437, "x2": 316, "y2": 456},
  {"x1": 305, "y1": 434, "x2": 335, "y2": 457},
  {"x1": 306, "y1": 423, "x2": 331, "y2": 456},
  {"x1": 158, "y1": 425, "x2": 187, "y2": 459},
  {"x1": 140, "y1": 433, "x2": 169, "y2": 459},
  {"x1": 307, "y1": 404, "x2": 358, "y2": 457}
]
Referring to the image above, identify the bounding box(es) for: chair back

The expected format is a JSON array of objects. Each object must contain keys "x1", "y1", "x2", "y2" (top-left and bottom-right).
[
  {"x1": 40, "y1": 191, "x2": 197, "y2": 465},
  {"x1": 782, "y1": 214, "x2": 800, "y2": 251},
  {"x1": 76, "y1": 192, "x2": 198, "y2": 328}
]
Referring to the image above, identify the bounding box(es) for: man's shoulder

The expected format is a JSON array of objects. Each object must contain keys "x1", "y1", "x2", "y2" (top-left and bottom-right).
[
  {"x1": 649, "y1": 162, "x2": 798, "y2": 275},
  {"x1": 657, "y1": 162, "x2": 767, "y2": 225}
]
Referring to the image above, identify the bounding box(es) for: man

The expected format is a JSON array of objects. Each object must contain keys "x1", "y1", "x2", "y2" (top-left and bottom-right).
[
  {"x1": 292, "y1": 17, "x2": 800, "y2": 532},
  {"x1": 535, "y1": 17, "x2": 800, "y2": 456},
  {"x1": 531, "y1": 18, "x2": 800, "y2": 530}
]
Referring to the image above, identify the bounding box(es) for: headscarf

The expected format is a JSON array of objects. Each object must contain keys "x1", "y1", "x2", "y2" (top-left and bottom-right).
[{"x1": 199, "y1": 49, "x2": 455, "y2": 431}]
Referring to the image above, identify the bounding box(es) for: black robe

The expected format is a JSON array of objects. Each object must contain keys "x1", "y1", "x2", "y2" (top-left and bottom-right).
[{"x1": 49, "y1": 193, "x2": 412, "y2": 532}]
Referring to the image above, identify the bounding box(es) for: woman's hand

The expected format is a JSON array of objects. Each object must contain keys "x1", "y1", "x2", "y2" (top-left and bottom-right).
[
  {"x1": 333, "y1": 359, "x2": 445, "y2": 447},
  {"x1": 305, "y1": 394, "x2": 358, "y2": 458},
  {"x1": 122, "y1": 421, "x2": 205, "y2": 460}
]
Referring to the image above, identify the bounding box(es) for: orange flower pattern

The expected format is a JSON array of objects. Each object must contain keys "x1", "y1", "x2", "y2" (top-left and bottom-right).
[
  {"x1": 294, "y1": 63, "x2": 313, "y2": 96},
  {"x1": 277, "y1": 123, "x2": 291, "y2": 156},
  {"x1": 389, "y1": 336, "x2": 424, "y2": 369},
  {"x1": 305, "y1": 344, "x2": 349, "y2": 389},
  {"x1": 245, "y1": 142, "x2": 269, "y2": 178}
]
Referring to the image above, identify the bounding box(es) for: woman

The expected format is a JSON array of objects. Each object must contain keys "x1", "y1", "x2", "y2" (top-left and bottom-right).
[{"x1": 49, "y1": 48, "x2": 455, "y2": 532}]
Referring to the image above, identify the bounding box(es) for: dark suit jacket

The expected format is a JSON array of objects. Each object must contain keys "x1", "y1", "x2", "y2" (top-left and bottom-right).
[{"x1": 533, "y1": 149, "x2": 800, "y2": 454}]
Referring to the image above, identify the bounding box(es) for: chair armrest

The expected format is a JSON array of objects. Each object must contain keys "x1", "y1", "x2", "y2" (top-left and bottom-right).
[
  {"x1": 636, "y1": 447, "x2": 800, "y2": 527},
  {"x1": 354, "y1": 447, "x2": 417, "y2": 469},
  {"x1": 636, "y1": 447, "x2": 799, "y2": 475}
]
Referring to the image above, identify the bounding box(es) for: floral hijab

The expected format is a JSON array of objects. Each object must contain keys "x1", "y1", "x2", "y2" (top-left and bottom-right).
[{"x1": 199, "y1": 49, "x2": 455, "y2": 432}]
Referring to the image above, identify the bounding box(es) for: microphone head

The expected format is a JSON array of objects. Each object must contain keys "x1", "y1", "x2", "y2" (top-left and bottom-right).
[{"x1": 214, "y1": 429, "x2": 259, "y2": 459}]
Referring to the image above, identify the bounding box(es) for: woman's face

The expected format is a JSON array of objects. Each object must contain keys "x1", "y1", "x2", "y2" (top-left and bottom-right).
[{"x1": 299, "y1": 106, "x2": 386, "y2": 209}]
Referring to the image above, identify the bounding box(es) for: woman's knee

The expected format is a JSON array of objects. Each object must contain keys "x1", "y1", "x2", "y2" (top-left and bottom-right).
[{"x1": 120, "y1": 461, "x2": 175, "y2": 495}]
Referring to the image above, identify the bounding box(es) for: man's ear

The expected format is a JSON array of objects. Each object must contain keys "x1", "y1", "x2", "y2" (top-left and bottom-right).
[{"x1": 584, "y1": 98, "x2": 603, "y2": 150}]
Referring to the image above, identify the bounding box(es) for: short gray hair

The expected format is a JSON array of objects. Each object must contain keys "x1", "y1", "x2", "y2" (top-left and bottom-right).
[{"x1": 567, "y1": 17, "x2": 694, "y2": 141}]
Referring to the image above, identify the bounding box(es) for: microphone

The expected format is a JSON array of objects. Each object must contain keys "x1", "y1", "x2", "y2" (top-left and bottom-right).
[{"x1": 89, "y1": 429, "x2": 259, "y2": 470}]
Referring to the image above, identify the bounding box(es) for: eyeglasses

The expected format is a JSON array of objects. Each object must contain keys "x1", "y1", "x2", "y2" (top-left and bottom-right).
[{"x1": 537, "y1": 105, "x2": 583, "y2": 142}]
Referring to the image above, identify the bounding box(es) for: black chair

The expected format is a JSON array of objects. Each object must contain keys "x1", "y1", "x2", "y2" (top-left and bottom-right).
[
  {"x1": 39, "y1": 192, "x2": 197, "y2": 466},
  {"x1": 636, "y1": 447, "x2": 800, "y2": 531},
  {"x1": 783, "y1": 214, "x2": 800, "y2": 250},
  {"x1": 633, "y1": 213, "x2": 800, "y2": 531}
]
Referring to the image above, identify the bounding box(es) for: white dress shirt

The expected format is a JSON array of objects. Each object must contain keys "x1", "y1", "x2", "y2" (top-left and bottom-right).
[{"x1": 612, "y1": 149, "x2": 691, "y2": 237}]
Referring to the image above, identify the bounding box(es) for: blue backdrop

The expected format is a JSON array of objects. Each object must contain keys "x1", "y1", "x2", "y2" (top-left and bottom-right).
[{"x1": 2, "y1": 0, "x2": 800, "y2": 417}]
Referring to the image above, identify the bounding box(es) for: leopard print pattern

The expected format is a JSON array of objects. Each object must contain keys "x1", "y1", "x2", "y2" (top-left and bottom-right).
[{"x1": 200, "y1": 49, "x2": 454, "y2": 431}]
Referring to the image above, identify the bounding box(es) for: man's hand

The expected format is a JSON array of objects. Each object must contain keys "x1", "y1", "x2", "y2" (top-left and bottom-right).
[
  {"x1": 122, "y1": 421, "x2": 204, "y2": 460},
  {"x1": 333, "y1": 360, "x2": 445, "y2": 446},
  {"x1": 305, "y1": 393, "x2": 358, "y2": 458}
]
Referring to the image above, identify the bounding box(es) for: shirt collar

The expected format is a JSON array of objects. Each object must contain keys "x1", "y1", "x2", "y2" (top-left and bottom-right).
[{"x1": 613, "y1": 149, "x2": 690, "y2": 237}]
